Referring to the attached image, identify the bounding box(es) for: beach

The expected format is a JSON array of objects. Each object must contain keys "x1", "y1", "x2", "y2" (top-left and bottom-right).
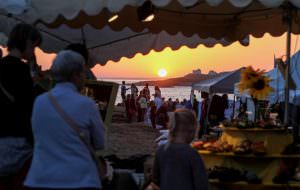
[
  {"x1": 102, "y1": 78, "x2": 195, "y2": 104},
  {"x1": 104, "y1": 106, "x2": 160, "y2": 158}
]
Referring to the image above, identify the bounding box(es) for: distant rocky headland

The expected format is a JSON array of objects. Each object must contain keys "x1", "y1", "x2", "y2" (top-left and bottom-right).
[{"x1": 134, "y1": 69, "x2": 227, "y2": 87}]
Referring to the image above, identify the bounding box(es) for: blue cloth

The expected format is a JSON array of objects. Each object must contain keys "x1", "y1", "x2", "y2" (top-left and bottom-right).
[
  {"x1": 154, "y1": 97, "x2": 163, "y2": 110},
  {"x1": 0, "y1": 137, "x2": 32, "y2": 176},
  {"x1": 224, "y1": 100, "x2": 234, "y2": 120},
  {"x1": 185, "y1": 100, "x2": 193, "y2": 109},
  {"x1": 121, "y1": 84, "x2": 127, "y2": 95},
  {"x1": 25, "y1": 82, "x2": 105, "y2": 189},
  {"x1": 197, "y1": 102, "x2": 202, "y2": 122}
]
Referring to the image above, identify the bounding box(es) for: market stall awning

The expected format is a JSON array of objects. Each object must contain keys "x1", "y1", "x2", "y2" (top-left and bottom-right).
[
  {"x1": 0, "y1": 0, "x2": 250, "y2": 66},
  {"x1": 192, "y1": 67, "x2": 244, "y2": 94},
  {"x1": 2, "y1": 0, "x2": 299, "y2": 66},
  {"x1": 29, "y1": 0, "x2": 300, "y2": 41},
  {"x1": 1, "y1": 1, "x2": 299, "y2": 59},
  {"x1": 0, "y1": 20, "x2": 248, "y2": 66}
]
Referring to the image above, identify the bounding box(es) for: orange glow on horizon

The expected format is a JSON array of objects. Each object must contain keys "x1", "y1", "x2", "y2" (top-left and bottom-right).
[
  {"x1": 11, "y1": 33, "x2": 297, "y2": 79},
  {"x1": 91, "y1": 33, "x2": 296, "y2": 79}
]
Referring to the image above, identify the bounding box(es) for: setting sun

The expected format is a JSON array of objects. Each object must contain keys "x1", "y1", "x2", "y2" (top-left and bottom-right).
[{"x1": 158, "y1": 68, "x2": 167, "y2": 77}]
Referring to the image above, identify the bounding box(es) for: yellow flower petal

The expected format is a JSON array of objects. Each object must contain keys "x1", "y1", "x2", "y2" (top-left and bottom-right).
[{"x1": 239, "y1": 66, "x2": 272, "y2": 100}]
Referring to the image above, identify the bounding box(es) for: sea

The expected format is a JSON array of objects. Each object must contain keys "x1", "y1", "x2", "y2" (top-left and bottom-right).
[{"x1": 100, "y1": 78, "x2": 196, "y2": 105}]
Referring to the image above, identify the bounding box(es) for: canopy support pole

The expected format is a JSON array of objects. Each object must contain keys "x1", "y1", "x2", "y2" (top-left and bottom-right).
[
  {"x1": 232, "y1": 95, "x2": 236, "y2": 120},
  {"x1": 284, "y1": 6, "x2": 292, "y2": 125},
  {"x1": 81, "y1": 27, "x2": 87, "y2": 46},
  {"x1": 203, "y1": 93, "x2": 213, "y2": 138}
]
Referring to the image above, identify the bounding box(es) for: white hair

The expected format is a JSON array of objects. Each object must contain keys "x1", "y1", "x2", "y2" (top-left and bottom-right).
[{"x1": 51, "y1": 50, "x2": 85, "y2": 82}]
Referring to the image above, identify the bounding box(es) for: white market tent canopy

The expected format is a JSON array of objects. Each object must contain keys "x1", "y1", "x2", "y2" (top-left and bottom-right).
[
  {"x1": 266, "y1": 51, "x2": 300, "y2": 103},
  {"x1": 0, "y1": 18, "x2": 248, "y2": 66},
  {"x1": 0, "y1": 0, "x2": 251, "y2": 67},
  {"x1": 266, "y1": 50, "x2": 300, "y2": 93},
  {"x1": 192, "y1": 67, "x2": 243, "y2": 94},
  {"x1": 0, "y1": 0, "x2": 300, "y2": 67},
  {"x1": 7, "y1": 0, "x2": 300, "y2": 40},
  {"x1": 267, "y1": 51, "x2": 300, "y2": 102},
  {"x1": 288, "y1": 50, "x2": 300, "y2": 88},
  {"x1": 34, "y1": 25, "x2": 249, "y2": 66}
]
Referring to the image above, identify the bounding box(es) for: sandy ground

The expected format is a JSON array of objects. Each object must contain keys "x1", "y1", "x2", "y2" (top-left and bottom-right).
[{"x1": 103, "y1": 106, "x2": 160, "y2": 158}]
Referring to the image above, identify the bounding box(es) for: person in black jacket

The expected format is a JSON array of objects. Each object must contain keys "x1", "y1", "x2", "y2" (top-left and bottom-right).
[{"x1": 0, "y1": 23, "x2": 42, "y2": 190}]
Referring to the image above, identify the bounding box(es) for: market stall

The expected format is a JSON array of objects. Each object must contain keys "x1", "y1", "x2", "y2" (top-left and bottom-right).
[
  {"x1": 77, "y1": 1, "x2": 300, "y2": 188},
  {"x1": 191, "y1": 68, "x2": 243, "y2": 135},
  {"x1": 193, "y1": 127, "x2": 297, "y2": 190},
  {"x1": 192, "y1": 66, "x2": 300, "y2": 189},
  {"x1": 1, "y1": 1, "x2": 300, "y2": 189}
]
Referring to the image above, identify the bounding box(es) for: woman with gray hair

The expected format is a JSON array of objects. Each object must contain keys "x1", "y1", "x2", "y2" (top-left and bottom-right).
[{"x1": 25, "y1": 50, "x2": 105, "y2": 190}]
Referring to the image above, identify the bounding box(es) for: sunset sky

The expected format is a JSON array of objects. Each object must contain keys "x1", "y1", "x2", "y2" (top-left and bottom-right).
[{"x1": 35, "y1": 33, "x2": 298, "y2": 79}]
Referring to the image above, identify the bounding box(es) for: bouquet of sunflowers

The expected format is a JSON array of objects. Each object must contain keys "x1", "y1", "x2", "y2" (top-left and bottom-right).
[
  {"x1": 239, "y1": 66, "x2": 273, "y2": 100},
  {"x1": 238, "y1": 66, "x2": 273, "y2": 122}
]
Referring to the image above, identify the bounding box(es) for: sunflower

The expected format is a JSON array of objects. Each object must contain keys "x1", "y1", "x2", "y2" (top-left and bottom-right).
[
  {"x1": 239, "y1": 66, "x2": 265, "y2": 93},
  {"x1": 248, "y1": 76, "x2": 273, "y2": 100}
]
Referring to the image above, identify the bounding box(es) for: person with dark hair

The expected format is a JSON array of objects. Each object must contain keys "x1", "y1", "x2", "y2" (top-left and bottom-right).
[
  {"x1": 208, "y1": 95, "x2": 223, "y2": 125},
  {"x1": 125, "y1": 94, "x2": 132, "y2": 122},
  {"x1": 138, "y1": 91, "x2": 147, "y2": 122},
  {"x1": 155, "y1": 102, "x2": 169, "y2": 129},
  {"x1": 0, "y1": 23, "x2": 42, "y2": 189},
  {"x1": 65, "y1": 43, "x2": 97, "y2": 80},
  {"x1": 150, "y1": 101, "x2": 157, "y2": 129},
  {"x1": 192, "y1": 95, "x2": 199, "y2": 117},
  {"x1": 208, "y1": 94, "x2": 228, "y2": 124},
  {"x1": 131, "y1": 83, "x2": 139, "y2": 98},
  {"x1": 153, "y1": 93, "x2": 162, "y2": 111},
  {"x1": 222, "y1": 94, "x2": 229, "y2": 109},
  {"x1": 130, "y1": 93, "x2": 137, "y2": 121},
  {"x1": 221, "y1": 94, "x2": 229, "y2": 120},
  {"x1": 121, "y1": 81, "x2": 129, "y2": 102},
  {"x1": 154, "y1": 86, "x2": 161, "y2": 98},
  {"x1": 167, "y1": 98, "x2": 173, "y2": 112},
  {"x1": 125, "y1": 94, "x2": 137, "y2": 123},
  {"x1": 6, "y1": 24, "x2": 42, "y2": 53},
  {"x1": 198, "y1": 91, "x2": 209, "y2": 138},
  {"x1": 142, "y1": 83, "x2": 150, "y2": 101}
]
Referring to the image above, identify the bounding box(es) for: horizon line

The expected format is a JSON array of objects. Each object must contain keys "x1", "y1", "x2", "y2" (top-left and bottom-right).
[{"x1": 97, "y1": 77, "x2": 164, "y2": 80}]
